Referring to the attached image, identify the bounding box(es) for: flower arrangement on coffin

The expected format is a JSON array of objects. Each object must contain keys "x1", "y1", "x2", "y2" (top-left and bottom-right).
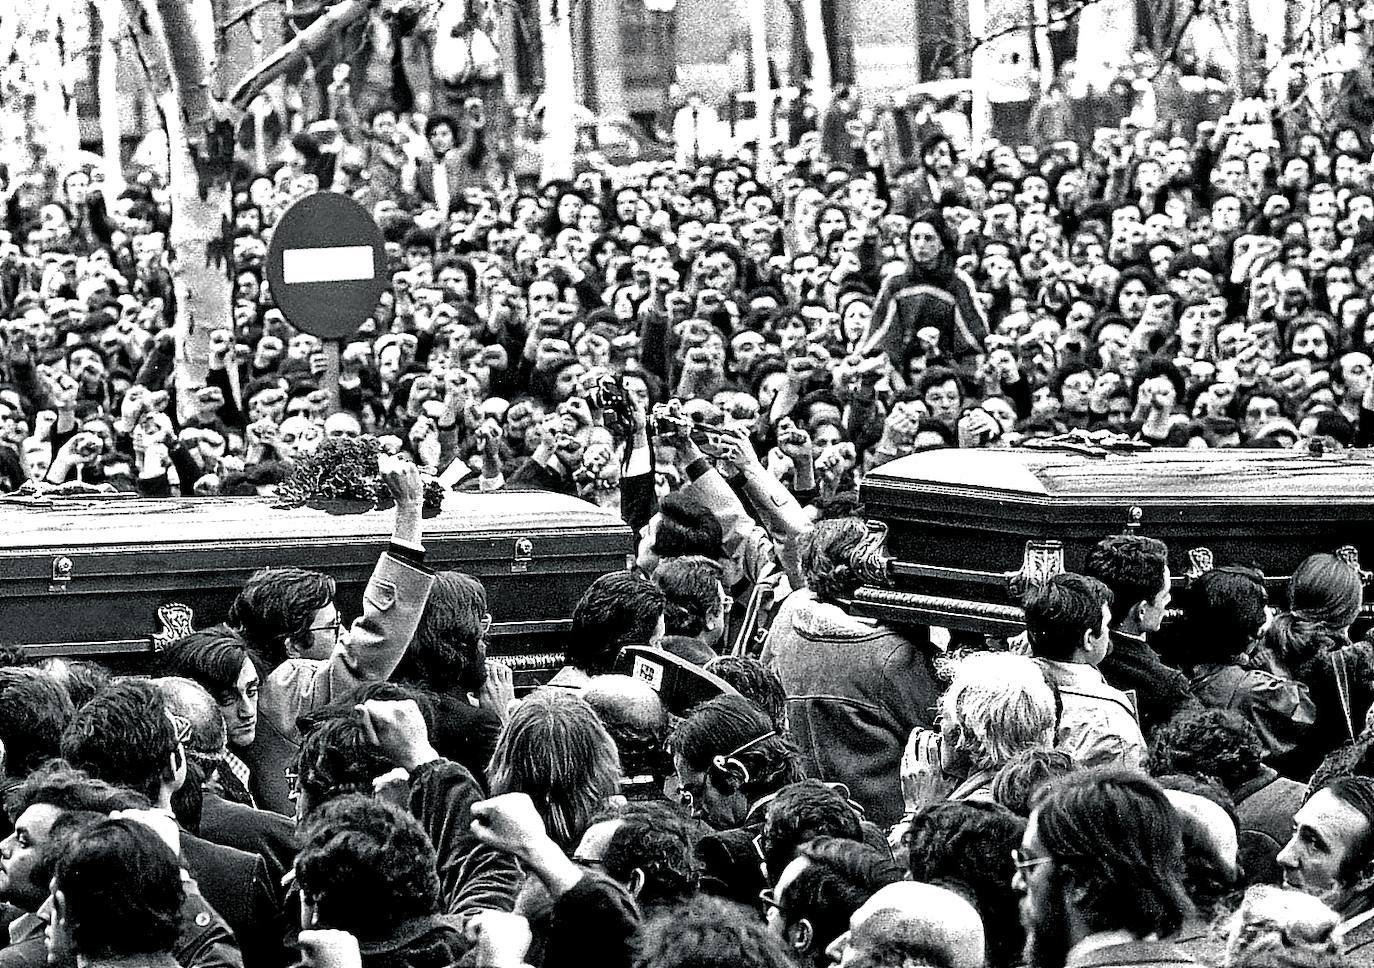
[{"x1": 275, "y1": 436, "x2": 445, "y2": 512}]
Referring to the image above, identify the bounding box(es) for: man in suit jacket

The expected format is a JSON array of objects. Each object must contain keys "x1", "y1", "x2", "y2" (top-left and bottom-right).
[
  {"x1": 60, "y1": 679, "x2": 290, "y2": 968},
  {"x1": 230, "y1": 456, "x2": 436, "y2": 816},
  {"x1": 157, "y1": 676, "x2": 296, "y2": 885},
  {"x1": 0, "y1": 764, "x2": 242, "y2": 968}
]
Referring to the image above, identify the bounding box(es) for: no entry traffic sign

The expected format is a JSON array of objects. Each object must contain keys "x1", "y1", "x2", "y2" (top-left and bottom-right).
[{"x1": 264, "y1": 192, "x2": 388, "y2": 340}]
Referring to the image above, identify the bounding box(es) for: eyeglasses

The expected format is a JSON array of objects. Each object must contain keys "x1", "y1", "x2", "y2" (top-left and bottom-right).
[
  {"x1": 758, "y1": 889, "x2": 786, "y2": 915},
  {"x1": 308, "y1": 620, "x2": 344, "y2": 643},
  {"x1": 1011, "y1": 849, "x2": 1052, "y2": 875}
]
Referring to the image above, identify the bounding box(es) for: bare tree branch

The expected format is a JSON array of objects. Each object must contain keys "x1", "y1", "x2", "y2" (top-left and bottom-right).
[
  {"x1": 227, "y1": 0, "x2": 379, "y2": 111},
  {"x1": 963, "y1": 0, "x2": 1110, "y2": 57},
  {"x1": 218, "y1": 0, "x2": 284, "y2": 31}
]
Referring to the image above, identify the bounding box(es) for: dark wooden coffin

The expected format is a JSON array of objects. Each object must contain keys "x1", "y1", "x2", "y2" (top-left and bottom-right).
[
  {"x1": 0, "y1": 490, "x2": 633, "y2": 683},
  {"x1": 854, "y1": 448, "x2": 1374, "y2": 636}
]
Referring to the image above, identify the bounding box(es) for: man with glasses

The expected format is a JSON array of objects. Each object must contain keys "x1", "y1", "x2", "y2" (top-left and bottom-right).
[
  {"x1": 1013, "y1": 770, "x2": 1196, "y2": 968},
  {"x1": 225, "y1": 456, "x2": 435, "y2": 814},
  {"x1": 764, "y1": 836, "x2": 900, "y2": 968}
]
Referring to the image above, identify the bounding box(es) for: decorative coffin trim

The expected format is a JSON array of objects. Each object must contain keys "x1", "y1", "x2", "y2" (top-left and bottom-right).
[{"x1": 851, "y1": 587, "x2": 1026, "y2": 635}]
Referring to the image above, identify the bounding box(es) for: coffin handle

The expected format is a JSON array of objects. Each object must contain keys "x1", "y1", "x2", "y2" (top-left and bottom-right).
[
  {"x1": 851, "y1": 520, "x2": 895, "y2": 586},
  {"x1": 1006, "y1": 540, "x2": 1064, "y2": 603}
]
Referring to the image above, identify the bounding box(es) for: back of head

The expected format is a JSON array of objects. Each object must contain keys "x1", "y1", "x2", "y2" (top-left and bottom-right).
[
  {"x1": 850, "y1": 882, "x2": 987, "y2": 968},
  {"x1": 797, "y1": 518, "x2": 867, "y2": 604},
  {"x1": 991, "y1": 749, "x2": 1078, "y2": 817},
  {"x1": 393, "y1": 571, "x2": 489, "y2": 694},
  {"x1": 1084, "y1": 535, "x2": 1168, "y2": 626},
  {"x1": 656, "y1": 556, "x2": 725, "y2": 638},
  {"x1": 156, "y1": 626, "x2": 254, "y2": 696},
  {"x1": 604, "y1": 801, "x2": 700, "y2": 910},
  {"x1": 637, "y1": 894, "x2": 798, "y2": 968},
  {"x1": 60, "y1": 679, "x2": 178, "y2": 803},
  {"x1": 487, "y1": 689, "x2": 621, "y2": 850},
  {"x1": 781, "y1": 837, "x2": 903, "y2": 962},
  {"x1": 1290, "y1": 554, "x2": 1363, "y2": 627},
  {"x1": 1149, "y1": 707, "x2": 1264, "y2": 792},
  {"x1": 1161, "y1": 785, "x2": 1241, "y2": 919},
  {"x1": 155, "y1": 677, "x2": 228, "y2": 776},
  {"x1": 1180, "y1": 566, "x2": 1269, "y2": 664},
  {"x1": 906, "y1": 800, "x2": 1025, "y2": 968},
  {"x1": 1224, "y1": 886, "x2": 1342, "y2": 968},
  {"x1": 585, "y1": 674, "x2": 669, "y2": 782},
  {"x1": 6, "y1": 763, "x2": 149, "y2": 823},
  {"x1": 52, "y1": 817, "x2": 183, "y2": 960},
  {"x1": 1030, "y1": 769, "x2": 1191, "y2": 939},
  {"x1": 295, "y1": 708, "x2": 398, "y2": 813},
  {"x1": 228, "y1": 566, "x2": 335, "y2": 667},
  {"x1": 703, "y1": 656, "x2": 787, "y2": 732},
  {"x1": 670, "y1": 694, "x2": 802, "y2": 803},
  {"x1": 761, "y1": 779, "x2": 863, "y2": 880},
  {"x1": 655, "y1": 492, "x2": 726, "y2": 561},
  {"x1": 568, "y1": 572, "x2": 666, "y2": 675},
  {"x1": 36, "y1": 659, "x2": 111, "y2": 710},
  {"x1": 295, "y1": 794, "x2": 441, "y2": 943},
  {"x1": 1023, "y1": 574, "x2": 1112, "y2": 661},
  {"x1": 940, "y1": 652, "x2": 1055, "y2": 772},
  {"x1": 0, "y1": 666, "x2": 76, "y2": 779}
]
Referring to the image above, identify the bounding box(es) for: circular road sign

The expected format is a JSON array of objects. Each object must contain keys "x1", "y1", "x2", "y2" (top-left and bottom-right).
[{"x1": 264, "y1": 192, "x2": 388, "y2": 340}]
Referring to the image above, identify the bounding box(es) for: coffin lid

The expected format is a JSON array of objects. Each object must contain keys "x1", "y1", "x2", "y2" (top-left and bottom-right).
[
  {"x1": 0, "y1": 489, "x2": 628, "y2": 557},
  {"x1": 861, "y1": 448, "x2": 1374, "y2": 523}
]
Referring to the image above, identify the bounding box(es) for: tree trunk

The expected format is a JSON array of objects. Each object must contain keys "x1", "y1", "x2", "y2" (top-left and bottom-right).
[
  {"x1": 539, "y1": 0, "x2": 576, "y2": 183},
  {"x1": 122, "y1": 0, "x2": 232, "y2": 422},
  {"x1": 95, "y1": 0, "x2": 127, "y2": 193},
  {"x1": 123, "y1": 0, "x2": 378, "y2": 422}
]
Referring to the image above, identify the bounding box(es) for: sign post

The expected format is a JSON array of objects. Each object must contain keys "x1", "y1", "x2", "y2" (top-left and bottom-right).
[{"x1": 264, "y1": 192, "x2": 388, "y2": 415}]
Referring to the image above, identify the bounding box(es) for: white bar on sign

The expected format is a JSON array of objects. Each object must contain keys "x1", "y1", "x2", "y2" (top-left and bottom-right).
[{"x1": 282, "y1": 245, "x2": 375, "y2": 284}]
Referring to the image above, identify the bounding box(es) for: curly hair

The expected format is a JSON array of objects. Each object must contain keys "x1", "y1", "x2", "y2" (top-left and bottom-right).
[
  {"x1": 295, "y1": 794, "x2": 441, "y2": 943},
  {"x1": 487, "y1": 690, "x2": 621, "y2": 851},
  {"x1": 703, "y1": 656, "x2": 787, "y2": 733},
  {"x1": 1149, "y1": 707, "x2": 1265, "y2": 793},
  {"x1": 797, "y1": 517, "x2": 868, "y2": 603},
  {"x1": 939, "y1": 652, "x2": 1055, "y2": 772},
  {"x1": 635, "y1": 895, "x2": 797, "y2": 968},
  {"x1": 53, "y1": 818, "x2": 184, "y2": 959},
  {"x1": 294, "y1": 713, "x2": 397, "y2": 813},
  {"x1": 991, "y1": 749, "x2": 1078, "y2": 817},
  {"x1": 603, "y1": 802, "x2": 701, "y2": 911},
  {"x1": 393, "y1": 571, "x2": 489, "y2": 694},
  {"x1": 1083, "y1": 534, "x2": 1168, "y2": 626},
  {"x1": 760, "y1": 780, "x2": 863, "y2": 877},
  {"x1": 905, "y1": 800, "x2": 1026, "y2": 968}
]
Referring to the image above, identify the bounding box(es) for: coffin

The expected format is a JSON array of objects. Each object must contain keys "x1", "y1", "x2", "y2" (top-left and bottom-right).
[
  {"x1": 0, "y1": 490, "x2": 633, "y2": 683},
  {"x1": 853, "y1": 448, "x2": 1374, "y2": 636}
]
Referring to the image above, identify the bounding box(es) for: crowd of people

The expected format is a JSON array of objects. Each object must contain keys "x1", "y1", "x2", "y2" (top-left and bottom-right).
[{"x1": 5, "y1": 38, "x2": 1374, "y2": 968}]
